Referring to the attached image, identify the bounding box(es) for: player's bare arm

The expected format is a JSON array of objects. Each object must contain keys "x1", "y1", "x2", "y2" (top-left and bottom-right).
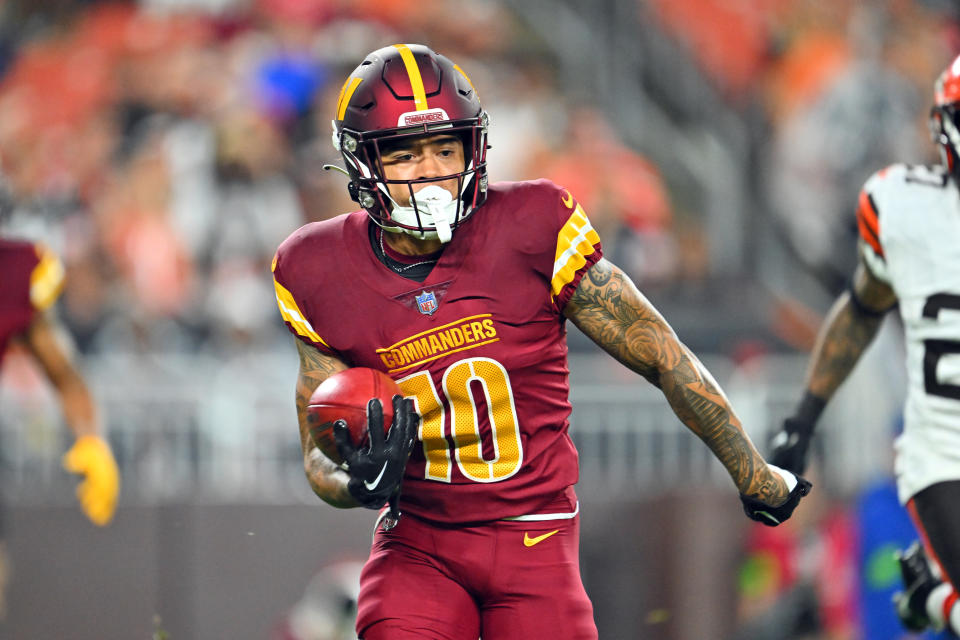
[
  {"x1": 20, "y1": 309, "x2": 120, "y2": 525},
  {"x1": 804, "y1": 254, "x2": 897, "y2": 400},
  {"x1": 21, "y1": 310, "x2": 99, "y2": 438},
  {"x1": 564, "y1": 258, "x2": 789, "y2": 506},
  {"x1": 293, "y1": 338, "x2": 357, "y2": 507}
]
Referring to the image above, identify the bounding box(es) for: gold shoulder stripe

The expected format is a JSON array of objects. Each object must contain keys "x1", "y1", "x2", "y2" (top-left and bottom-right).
[
  {"x1": 551, "y1": 205, "x2": 600, "y2": 298},
  {"x1": 336, "y1": 77, "x2": 363, "y2": 121},
  {"x1": 273, "y1": 277, "x2": 329, "y2": 347},
  {"x1": 394, "y1": 44, "x2": 428, "y2": 111},
  {"x1": 30, "y1": 244, "x2": 65, "y2": 311}
]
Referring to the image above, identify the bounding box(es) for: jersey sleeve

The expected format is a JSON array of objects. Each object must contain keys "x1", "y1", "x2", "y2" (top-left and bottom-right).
[
  {"x1": 28, "y1": 243, "x2": 65, "y2": 312},
  {"x1": 856, "y1": 174, "x2": 891, "y2": 284},
  {"x1": 271, "y1": 245, "x2": 340, "y2": 358},
  {"x1": 549, "y1": 186, "x2": 603, "y2": 312}
]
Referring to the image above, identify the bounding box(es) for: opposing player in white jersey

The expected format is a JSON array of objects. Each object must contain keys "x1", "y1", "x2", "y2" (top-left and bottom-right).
[{"x1": 767, "y1": 54, "x2": 960, "y2": 637}]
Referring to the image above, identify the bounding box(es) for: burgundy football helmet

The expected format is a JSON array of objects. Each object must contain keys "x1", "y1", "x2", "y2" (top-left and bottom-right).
[
  {"x1": 931, "y1": 54, "x2": 960, "y2": 175},
  {"x1": 331, "y1": 44, "x2": 489, "y2": 241}
]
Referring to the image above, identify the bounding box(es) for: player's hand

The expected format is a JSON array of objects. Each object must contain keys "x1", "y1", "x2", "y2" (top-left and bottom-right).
[
  {"x1": 768, "y1": 416, "x2": 816, "y2": 475},
  {"x1": 62, "y1": 435, "x2": 120, "y2": 526},
  {"x1": 334, "y1": 395, "x2": 418, "y2": 509},
  {"x1": 739, "y1": 466, "x2": 812, "y2": 527}
]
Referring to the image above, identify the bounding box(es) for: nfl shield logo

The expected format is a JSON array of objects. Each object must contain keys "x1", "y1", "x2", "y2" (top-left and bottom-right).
[{"x1": 415, "y1": 290, "x2": 438, "y2": 315}]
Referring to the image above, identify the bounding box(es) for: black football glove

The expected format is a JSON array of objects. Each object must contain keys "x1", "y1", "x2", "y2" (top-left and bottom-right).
[
  {"x1": 740, "y1": 469, "x2": 812, "y2": 527},
  {"x1": 768, "y1": 416, "x2": 816, "y2": 475},
  {"x1": 334, "y1": 395, "x2": 418, "y2": 510}
]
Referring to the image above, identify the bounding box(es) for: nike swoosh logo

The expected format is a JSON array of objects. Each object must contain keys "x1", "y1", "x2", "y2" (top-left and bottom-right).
[
  {"x1": 523, "y1": 529, "x2": 560, "y2": 547},
  {"x1": 364, "y1": 462, "x2": 389, "y2": 491},
  {"x1": 755, "y1": 510, "x2": 780, "y2": 525},
  {"x1": 561, "y1": 190, "x2": 574, "y2": 209}
]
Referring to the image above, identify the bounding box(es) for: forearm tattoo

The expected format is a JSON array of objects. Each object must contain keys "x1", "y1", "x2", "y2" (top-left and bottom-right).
[
  {"x1": 806, "y1": 291, "x2": 885, "y2": 399},
  {"x1": 294, "y1": 339, "x2": 354, "y2": 506},
  {"x1": 567, "y1": 260, "x2": 784, "y2": 502},
  {"x1": 294, "y1": 339, "x2": 346, "y2": 442}
]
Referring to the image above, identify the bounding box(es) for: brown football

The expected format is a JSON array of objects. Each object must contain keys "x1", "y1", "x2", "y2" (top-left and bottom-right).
[{"x1": 306, "y1": 367, "x2": 401, "y2": 465}]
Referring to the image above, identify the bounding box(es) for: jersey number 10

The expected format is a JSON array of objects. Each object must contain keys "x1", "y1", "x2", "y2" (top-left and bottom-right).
[{"x1": 398, "y1": 357, "x2": 524, "y2": 483}]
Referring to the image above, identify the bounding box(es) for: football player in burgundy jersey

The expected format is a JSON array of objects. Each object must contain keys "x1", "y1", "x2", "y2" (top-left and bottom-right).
[
  {"x1": 273, "y1": 44, "x2": 810, "y2": 640},
  {"x1": 769, "y1": 54, "x2": 960, "y2": 637},
  {"x1": 0, "y1": 237, "x2": 120, "y2": 526},
  {"x1": 0, "y1": 236, "x2": 120, "y2": 619}
]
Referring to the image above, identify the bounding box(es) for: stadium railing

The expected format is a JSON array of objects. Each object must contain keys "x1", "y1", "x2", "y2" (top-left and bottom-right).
[{"x1": 0, "y1": 347, "x2": 902, "y2": 506}]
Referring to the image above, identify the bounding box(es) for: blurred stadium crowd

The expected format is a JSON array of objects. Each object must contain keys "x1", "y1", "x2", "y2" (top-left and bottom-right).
[{"x1": 0, "y1": 0, "x2": 955, "y2": 360}]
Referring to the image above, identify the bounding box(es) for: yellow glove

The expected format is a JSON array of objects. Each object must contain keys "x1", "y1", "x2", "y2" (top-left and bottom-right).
[{"x1": 62, "y1": 435, "x2": 120, "y2": 526}]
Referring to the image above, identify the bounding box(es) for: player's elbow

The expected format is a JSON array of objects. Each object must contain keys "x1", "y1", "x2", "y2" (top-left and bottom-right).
[{"x1": 303, "y1": 450, "x2": 356, "y2": 508}]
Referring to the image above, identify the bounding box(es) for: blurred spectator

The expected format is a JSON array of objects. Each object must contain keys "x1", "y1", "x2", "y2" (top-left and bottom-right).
[
  {"x1": 481, "y1": 53, "x2": 565, "y2": 183},
  {"x1": 200, "y1": 106, "x2": 304, "y2": 349},
  {"x1": 765, "y1": 56, "x2": 922, "y2": 296},
  {"x1": 648, "y1": 0, "x2": 782, "y2": 103},
  {"x1": 97, "y1": 122, "x2": 192, "y2": 320},
  {"x1": 761, "y1": 3, "x2": 944, "y2": 305},
  {"x1": 534, "y1": 106, "x2": 677, "y2": 284}
]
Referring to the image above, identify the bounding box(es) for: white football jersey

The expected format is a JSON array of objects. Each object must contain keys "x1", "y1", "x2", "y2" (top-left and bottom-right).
[{"x1": 859, "y1": 163, "x2": 960, "y2": 503}]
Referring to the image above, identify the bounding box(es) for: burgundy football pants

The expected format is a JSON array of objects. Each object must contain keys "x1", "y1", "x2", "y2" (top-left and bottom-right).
[{"x1": 356, "y1": 512, "x2": 597, "y2": 640}]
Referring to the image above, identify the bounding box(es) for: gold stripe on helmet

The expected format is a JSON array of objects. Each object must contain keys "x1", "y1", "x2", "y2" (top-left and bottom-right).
[
  {"x1": 453, "y1": 64, "x2": 478, "y2": 97},
  {"x1": 336, "y1": 77, "x2": 363, "y2": 120},
  {"x1": 393, "y1": 44, "x2": 429, "y2": 111}
]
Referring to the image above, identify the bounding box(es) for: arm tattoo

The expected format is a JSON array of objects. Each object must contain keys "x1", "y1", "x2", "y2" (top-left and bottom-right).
[
  {"x1": 294, "y1": 338, "x2": 347, "y2": 447},
  {"x1": 806, "y1": 292, "x2": 886, "y2": 399},
  {"x1": 293, "y1": 338, "x2": 355, "y2": 507},
  {"x1": 567, "y1": 259, "x2": 785, "y2": 503},
  {"x1": 804, "y1": 258, "x2": 894, "y2": 399},
  {"x1": 586, "y1": 263, "x2": 613, "y2": 287}
]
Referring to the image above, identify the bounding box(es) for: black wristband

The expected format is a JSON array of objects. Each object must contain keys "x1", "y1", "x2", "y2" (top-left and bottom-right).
[
  {"x1": 847, "y1": 281, "x2": 891, "y2": 319},
  {"x1": 792, "y1": 391, "x2": 827, "y2": 433}
]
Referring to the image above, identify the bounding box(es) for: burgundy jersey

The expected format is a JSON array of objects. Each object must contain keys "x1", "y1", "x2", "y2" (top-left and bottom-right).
[
  {"x1": 0, "y1": 238, "x2": 64, "y2": 366},
  {"x1": 273, "y1": 180, "x2": 602, "y2": 523}
]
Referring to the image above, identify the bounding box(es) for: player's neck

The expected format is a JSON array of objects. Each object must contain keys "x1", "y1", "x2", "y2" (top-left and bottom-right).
[{"x1": 382, "y1": 230, "x2": 443, "y2": 256}]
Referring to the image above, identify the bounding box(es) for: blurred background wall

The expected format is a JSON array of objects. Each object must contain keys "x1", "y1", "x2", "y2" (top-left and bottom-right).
[{"x1": 0, "y1": 0, "x2": 956, "y2": 638}]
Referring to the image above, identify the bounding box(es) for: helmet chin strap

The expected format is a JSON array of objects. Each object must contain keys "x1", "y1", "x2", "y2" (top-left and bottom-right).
[{"x1": 388, "y1": 185, "x2": 459, "y2": 243}]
